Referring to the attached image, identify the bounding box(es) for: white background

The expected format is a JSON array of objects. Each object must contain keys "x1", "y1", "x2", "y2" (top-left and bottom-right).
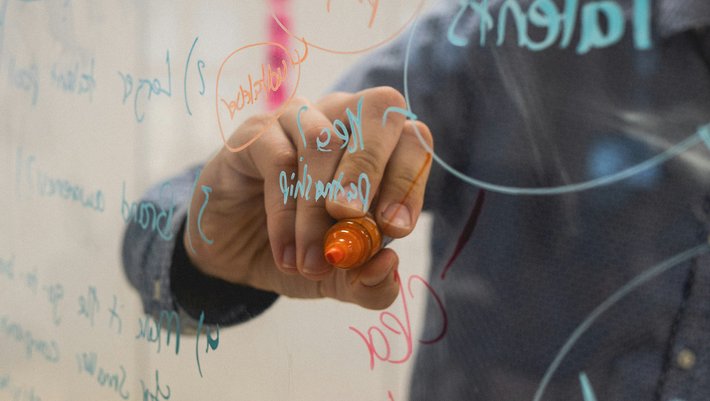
[{"x1": 0, "y1": 1, "x2": 433, "y2": 400}]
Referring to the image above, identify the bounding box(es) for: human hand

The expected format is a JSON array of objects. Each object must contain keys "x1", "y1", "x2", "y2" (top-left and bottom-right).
[{"x1": 184, "y1": 86, "x2": 433, "y2": 310}]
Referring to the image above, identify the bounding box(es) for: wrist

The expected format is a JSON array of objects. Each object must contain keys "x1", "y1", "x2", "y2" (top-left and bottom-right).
[{"x1": 171, "y1": 219, "x2": 279, "y2": 324}]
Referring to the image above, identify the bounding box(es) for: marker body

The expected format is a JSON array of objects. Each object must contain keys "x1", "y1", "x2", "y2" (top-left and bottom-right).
[{"x1": 323, "y1": 215, "x2": 383, "y2": 269}]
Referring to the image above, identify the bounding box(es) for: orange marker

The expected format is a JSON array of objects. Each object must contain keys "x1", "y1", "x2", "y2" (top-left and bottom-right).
[{"x1": 323, "y1": 215, "x2": 385, "y2": 269}]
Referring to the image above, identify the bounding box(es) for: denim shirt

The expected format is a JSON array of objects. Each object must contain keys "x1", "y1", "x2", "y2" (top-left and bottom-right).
[{"x1": 123, "y1": 1, "x2": 710, "y2": 400}]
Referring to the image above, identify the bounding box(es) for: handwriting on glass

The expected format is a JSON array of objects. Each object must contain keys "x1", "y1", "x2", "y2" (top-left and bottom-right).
[
  {"x1": 141, "y1": 370, "x2": 171, "y2": 401},
  {"x1": 220, "y1": 61, "x2": 289, "y2": 120},
  {"x1": 135, "y1": 310, "x2": 219, "y2": 378},
  {"x1": 50, "y1": 57, "x2": 96, "y2": 100},
  {"x1": 0, "y1": 254, "x2": 14, "y2": 280},
  {"x1": 0, "y1": 314, "x2": 60, "y2": 364},
  {"x1": 349, "y1": 273, "x2": 448, "y2": 370},
  {"x1": 117, "y1": 36, "x2": 205, "y2": 122},
  {"x1": 7, "y1": 57, "x2": 39, "y2": 106},
  {"x1": 76, "y1": 285, "x2": 125, "y2": 337},
  {"x1": 448, "y1": 0, "x2": 651, "y2": 54},
  {"x1": 121, "y1": 181, "x2": 176, "y2": 241},
  {"x1": 0, "y1": 373, "x2": 42, "y2": 401},
  {"x1": 279, "y1": 96, "x2": 371, "y2": 211},
  {"x1": 118, "y1": 50, "x2": 172, "y2": 123},
  {"x1": 325, "y1": 0, "x2": 380, "y2": 28},
  {"x1": 77, "y1": 351, "x2": 130, "y2": 400},
  {"x1": 14, "y1": 147, "x2": 105, "y2": 212},
  {"x1": 0, "y1": 255, "x2": 65, "y2": 328}
]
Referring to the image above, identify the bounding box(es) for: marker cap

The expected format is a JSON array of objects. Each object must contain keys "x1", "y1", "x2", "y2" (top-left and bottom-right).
[{"x1": 323, "y1": 215, "x2": 383, "y2": 269}]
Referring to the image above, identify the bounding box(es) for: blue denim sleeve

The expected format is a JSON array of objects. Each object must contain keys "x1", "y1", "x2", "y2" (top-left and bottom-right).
[{"x1": 121, "y1": 165, "x2": 278, "y2": 327}]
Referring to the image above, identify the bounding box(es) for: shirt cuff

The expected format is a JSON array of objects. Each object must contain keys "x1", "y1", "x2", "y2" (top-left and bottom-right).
[{"x1": 169, "y1": 219, "x2": 280, "y2": 326}]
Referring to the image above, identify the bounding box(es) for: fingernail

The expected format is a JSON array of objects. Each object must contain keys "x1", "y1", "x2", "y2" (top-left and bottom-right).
[
  {"x1": 304, "y1": 245, "x2": 329, "y2": 275},
  {"x1": 282, "y1": 245, "x2": 296, "y2": 270},
  {"x1": 361, "y1": 260, "x2": 395, "y2": 287},
  {"x1": 335, "y1": 190, "x2": 364, "y2": 213},
  {"x1": 382, "y1": 203, "x2": 411, "y2": 230}
]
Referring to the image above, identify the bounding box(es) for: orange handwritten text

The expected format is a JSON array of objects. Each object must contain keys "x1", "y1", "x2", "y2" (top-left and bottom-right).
[
  {"x1": 220, "y1": 61, "x2": 289, "y2": 120},
  {"x1": 216, "y1": 41, "x2": 304, "y2": 153},
  {"x1": 326, "y1": 0, "x2": 380, "y2": 28},
  {"x1": 349, "y1": 273, "x2": 448, "y2": 370}
]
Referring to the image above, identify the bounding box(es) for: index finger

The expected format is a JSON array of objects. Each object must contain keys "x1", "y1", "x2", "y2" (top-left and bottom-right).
[{"x1": 317, "y1": 86, "x2": 408, "y2": 219}]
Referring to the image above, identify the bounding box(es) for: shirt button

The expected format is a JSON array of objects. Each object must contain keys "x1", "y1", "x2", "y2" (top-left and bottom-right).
[
  {"x1": 153, "y1": 279, "x2": 161, "y2": 300},
  {"x1": 676, "y1": 348, "x2": 696, "y2": 370}
]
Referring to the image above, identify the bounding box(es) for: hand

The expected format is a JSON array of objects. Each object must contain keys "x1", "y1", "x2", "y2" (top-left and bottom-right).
[{"x1": 184, "y1": 86, "x2": 433, "y2": 310}]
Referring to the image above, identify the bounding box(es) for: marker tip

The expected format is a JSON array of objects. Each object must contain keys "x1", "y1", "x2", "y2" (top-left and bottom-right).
[{"x1": 325, "y1": 246, "x2": 345, "y2": 265}]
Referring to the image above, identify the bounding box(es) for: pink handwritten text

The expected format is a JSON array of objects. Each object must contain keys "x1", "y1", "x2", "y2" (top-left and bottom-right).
[{"x1": 349, "y1": 273, "x2": 448, "y2": 370}]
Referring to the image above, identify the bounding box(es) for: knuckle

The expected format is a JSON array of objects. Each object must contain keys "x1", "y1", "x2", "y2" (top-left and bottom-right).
[
  {"x1": 241, "y1": 114, "x2": 273, "y2": 131},
  {"x1": 347, "y1": 146, "x2": 384, "y2": 178},
  {"x1": 389, "y1": 170, "x2": 426, "y2": 196},
  {"x1": 301, "y1": 124, "x2": 332, "y2": 145},
  {"x1": 268, "y1": 202, "x2": 296, "y2": 220},
  {"x1": 411, "y1": 121, "x2": 434, "y2": 148},
  {"x1": 359, "y1": 286, "x2": 399, "y2": 310},
  {"x1": 227, "y1": 114, "x2": 273, "y2": 148},
  {"x1": 271, "y1": 148, "x2": 298, "y2": 170},
  {"x1": 299, "y1": 199, "x2": 327, "y2": 212},
  {"x1": 231, "y1": 115, "x2": 275, "y2": 145},
  {"x1": 279, "y1": 97, "x2": 310, "y2": 119},
  {"x1": 368, "y1": 86, "x2": 406, "y2": 111},
  {"x1": 319, "y1": 91, "x2": 351, "y2": 104},
  {"x1": 328, "y1": 91, "x2": 352, "y2": 98},
  {"x1": 290, "y1": 96, "x2": 309, "y2": 106}
]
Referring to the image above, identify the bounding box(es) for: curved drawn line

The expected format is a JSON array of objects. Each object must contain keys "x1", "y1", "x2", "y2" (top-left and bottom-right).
[
  {"x1": 198, "y1": 60, "x2": 206, "y2": 95},
  {"x1": 401, "y1": 13, "x2": 710, "y2": 195},
  {"x1": 699, "y1": 125, "x2": 710, "y2": 149},
  {"x1": 184, "y1": 36, "x2": 199, "y2": 116},
  {"x1": 578, "y1": 372, "x2": 598, "y2": 401},
  {"x1": 197, "y1": 185, "x2": 214, "y2": 245},
  {"x1": 268, "y1": 0, "x2": 425, "y2": 55},
  {"x1": 409, "y1": 274, "x2": 448, "y2": 345},
  {"x1": 416, "y1": 123, "x2": 703, "y2": 195},
  {"x1": 531, "y1": 243, "x2": 709, "y2": 401},
  {"x1": 296, "y1": 105, "x2": 309, "y2": 148},
  {"x1": 0, "y1": 0, "x2": 9, "y2": 60},
  {"x1": 440, "y1": 188, "x2": 485, "y2": 280},
  {"x1": 215, "y1": 41, "x2": 302, "y2": 153},
  {"x1": 382, "y1": 106, "x2": 418, "y2": 125},
  {"x1": 290, "y1": 38, "x2": 309, "y2": 65},
  {"x1": 185, "y1": 168, "x2": 203, "y2": 254},
  {"x1": 446, "y1": 0, "x2": 471, "y2": 47}
]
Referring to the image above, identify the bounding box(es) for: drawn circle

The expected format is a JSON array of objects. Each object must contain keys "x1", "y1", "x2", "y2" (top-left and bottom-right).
[
  {"x1": 530, "y1": 243, "x2": 708, "y2": 401},
  {"x1": 215, "y1": 42, "x2": 302, "y2": 153},
  {"x1": 397, "y1": 15, "x2": 710, "y2": 396},
  {"x1": 268, "y1": 0, "x2": 425, "y2": 55},
  {"x1": 399, "y1": 16, "x2": 708, "y2": 196},
  {"x1": 395, "y1": 12, "x2": 710, "y2": 401}
]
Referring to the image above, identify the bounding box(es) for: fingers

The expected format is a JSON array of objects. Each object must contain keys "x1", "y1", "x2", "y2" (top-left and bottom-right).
[
  {"x1": 189, "y1": 86, "x2": 430, "y2": 312},
  {"x1": 319, "y1": 88, "x2": 433, "y2": 238},
  {"x1": 319, "y1": 248, "x2": 400, "y2": 310},
  {"x1": 220, "y1": 87, "x2": 431, "y2": 302},
  {"x1": 278, "y1": 98, "x2": 345, "y2": 279},
  {"x1": 223, "y1": 115, "x2": 301, "y2": 275},
  {"x1": 347, "y1": 249, "x2": 400, "y2": 310},
  {"x1": 319, "y1": 87, "x2": 409, "y2": 219},
  {"x1": 375, "y1": 120, "x2": 433, "y2": 238}
]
